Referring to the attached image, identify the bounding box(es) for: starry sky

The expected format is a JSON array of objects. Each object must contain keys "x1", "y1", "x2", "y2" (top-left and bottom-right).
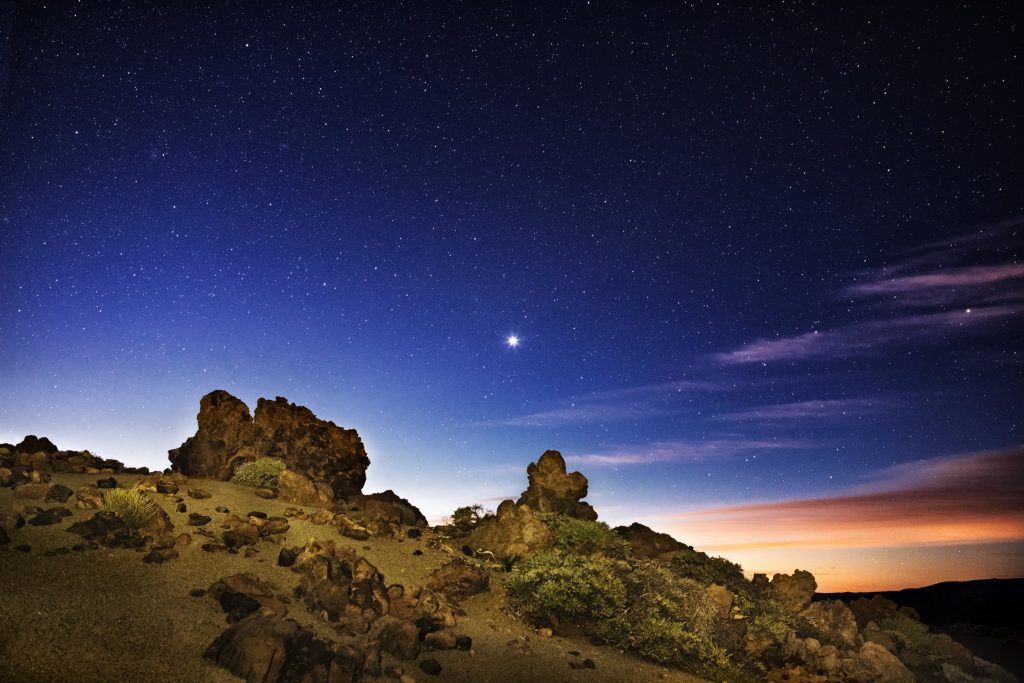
[{"x1": 1, "y1": 2, "x2": 1022, "y2": 591}]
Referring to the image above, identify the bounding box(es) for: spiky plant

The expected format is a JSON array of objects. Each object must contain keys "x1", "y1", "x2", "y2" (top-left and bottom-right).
[{"x1": 103, "y1": 487, "x2": 157, "y2": 529}]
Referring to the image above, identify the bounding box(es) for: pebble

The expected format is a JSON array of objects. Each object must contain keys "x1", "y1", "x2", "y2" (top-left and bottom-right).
[
  {"x1": 419, "y1": 659, "x2": 443, "y2": 676},
  {"x1": 254, "y1": 488, "x2": 276, "y2": 499},
  {"x1": 215, "y1": 506, "x2": 230, "y2": 513},
  {"x1": 177, "y1": 503, "x2": 187, "y2": 513},
  {"x1": 187, "y1": 488, "x2": 212, "y2": 499}
]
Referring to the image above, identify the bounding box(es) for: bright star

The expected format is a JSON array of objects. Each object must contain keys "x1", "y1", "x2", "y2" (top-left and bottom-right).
[{"x1": 506, "y1": 334, "x2": 520, "y2": 348}]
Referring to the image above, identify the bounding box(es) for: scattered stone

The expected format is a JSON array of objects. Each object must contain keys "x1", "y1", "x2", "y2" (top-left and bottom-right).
[
  {"x1": 427, "y1": 559, "x2": 490, "y2": 602},
  {"x1": 246, "y1": 510, "x2": 268, "y2": 519},
  {"x1": 45, "y1": 483, "x2": 74, "y2": 503},
  {"x1": 419, "y1": 658, "x2": 443, "y2": 676},
  {"x1": 291, "y1": 539, "x2": 389, "y2": 629},
  {"x1": 455, "y1": 635, "x2": 472, "y2": 651},
  {"x1": 191, "y1": 588, "x2": 207, "y2": 597},
  {"x1": 215, "y1": 505, "x2": 230, "y2": 513},
  {"x1": 176, "y1": 533, "x2": 192, "y2": 546},
  {"x1": 308, "y1": 508, "x2": 334, "y2": 525},
  {"x1": 536, "y1": 627, "x2": 554, "y2": 638},
  {"x1": 262, "y1": 517, "x2": 289, "y2": 535},
  {"x1": 517, "y1": 449, "x2": 597, "y2": 520},
  {"x1": 424, "y1": 630, "x2": 458, "y2": 650},
  {"x1": 66, "y1": 511, "x2": 144, "y2": 549},
  {"x1": 188, "y1": 513, "x2": 212, "y2": 526},
  {"x1": 802, "y1": 600, "x2": 861, "y2": 650},
  {"x1": 187, "y1": 488, "x2": 212, "y2": 499},
  {"x1": 28, "y1": 507, "x2": 72, "y2": 526},
  {"x1": 75, "y1": 486, "x2": 105, "y2": 509},
  {"x1": 0, "y1": 527, "x2": 10, "y2": 545},
  {"x1": 278, "y1": 469, "x2": 332, "y2": 506},
  {"x1": 614, "y1": 522, "x2": 690, "y2": 560},
  {"x1": 412, "y1": 549, "x2": 423, "y2": 556},
  {"x1": 143, "y1": 548, "x2": 179, "y2": 564},
  {"x1": 844, "y1": 641, "x2": 914, "y2": 682},
  {"x1": 407, "y1": 528, "x2": 422, "y2": 539},
  {"x1": 96, "y1": 477, "x2": 118, "y2": 489},
  {"x1": 278, "y1": 546, "x2": 299, "y2": 567},
  {"x1": 380, "y1": 619, "x2": 421, "y2": 660},
  {"x1": 254, "y1": 487, "x2": 276, "y2": 499},
  {"x1": 202, "y1": 543, "x2": 227, "y2": 553},
  {"x1": 155, "y1": 479, "x2": 179, "y2": 494}
]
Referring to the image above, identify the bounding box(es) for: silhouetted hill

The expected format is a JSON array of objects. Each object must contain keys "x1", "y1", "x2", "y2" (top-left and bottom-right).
[{"x1": 817, "y1": 578, "x2": 1024, "y2": 628}]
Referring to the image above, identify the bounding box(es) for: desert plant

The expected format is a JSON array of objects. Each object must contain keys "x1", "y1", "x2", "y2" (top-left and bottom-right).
[
  {"x1": 667, "y1": 546, "x2": 747, "y2": 592},
  {"x1": 506, "y1": 548, "x2": 629, "y2": 620},
  {"x1": 230, "y1": 457, "x2": 285, "y2": 489},
  {"x1": 437, "y1": 504, "x2": 493, "y2": 537},
  {"x1": 878, "y1": 615, "x2": 932, "y2": 652},
  {"x1": 538, "y1": 512, "x2": 631, "y2": 558},
  {"x1": 103, "y1": 487, "x2": 157, "y2": 529}
]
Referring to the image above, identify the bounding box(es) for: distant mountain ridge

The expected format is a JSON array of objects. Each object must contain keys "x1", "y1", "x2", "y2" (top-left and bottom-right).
[{"x1": 817, "y1": 578, "x2": 1024, "y2": 628}]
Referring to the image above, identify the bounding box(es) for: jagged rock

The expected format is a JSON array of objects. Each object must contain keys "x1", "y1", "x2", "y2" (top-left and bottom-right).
[
  {"x1": 770, "y1": 569, "x2": 817, "y2": 614},
  {"x1": 96, "y1": 477, "x2": 117, "y2": 489},
  {"x1": 45, "y1": 483, "x2": 74, "y2": 503},
  {"x1": 142, "y1": 548, "x2": 178, "y2": 564},
  {"x1": 843, "y1": 641, "x2": 914, "y2": 682},
  {"x1": 188, "y1": 513, "x2": 212, "y2": 526},
  {"x1": 221, "y1": 515, "x2": 260, "y2": 549},
  {"x1": 848, "y1": 595, "x2": 912, "y2": 628},
  {"x1": 516, "y1": 450, "x2": 597, "y2": 520},
  {"x1": 614, "y1": 522, "x2": 689, "y2": 560},
  {"x1": 28, "y1": 506, "x2": 72, "y2": 526},
  {"x1": 423, "y1": 630, "x2": 458, "y2": 650},
  {"x1": 0, "y1": 467, "x2": 12, "y2": 486},
  {"x1": 359, "y1": 490, "x2": 428, "y2": 527},
  {"x1": 15, "y1": 435, "x2": 57, "y2": 454},
  {"x1": 468, "y1": 499, "x2": 554, "y2": 560},
  {"x1": 419, "y1": 659, "x2": 443, "y2": 676},
  {"x1": 427, "y1": 559, "x2": 490, "y2": 602},
  {"x1": 169, "y1": 390, "x2": 369, "y2": 499},
  {"x1": 291, "y1": 539, "x2": 389, "y2": 629},
  {"x1": 75, "y1": 486, "x2": 105, "y2": 509},
  {"x1": 802, "y1": 600, "x2": 861, "y2": 650},
  {"x1": 386, "y1": 584, "x2": 457, "y2": 628},
  {"x1": 204, "y1": 614, "x2": 365, "y2": 683},
  {"x1": 187, "y1": 487, "x2": 212, "y2": 499},
  {"x1": 66, "y1": 511, "x2": 145, "y2": 549},
  {"x1": 277, "y1": 469, "x2": 332, "y2": 506},
  {"x1": 208, "y1": 573, "x2": 288, "y2": 622},
  {"x1": 155, "y1": 479, "x2": 179, "y2": 494},
  {"x1": 379, "y1": 619, "x2": 421, "y2": 660}
]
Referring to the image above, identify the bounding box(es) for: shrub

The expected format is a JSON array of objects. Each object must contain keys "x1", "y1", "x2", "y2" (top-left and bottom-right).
[
  {"x1": 231, "y1": 457, "x2": 285, "y2": 489},
  {"x1": 878, "y1": 615, "x2": 931, "y2": 652},
  {"x1": 103, "y1": 487, "x2": 157, "y2": 528},
  {"x1": 506, "y1": 549, "x2": 629, "y2": 620},
  {"x1": 667, "y1": 546, "x2": 747, "y2": 592},
  {"x1": 538, "y1": 513, "x2": 631, "y2": 558},
  {"x1": 437, "y1": 504, "x2": 494, "y2": 537}
]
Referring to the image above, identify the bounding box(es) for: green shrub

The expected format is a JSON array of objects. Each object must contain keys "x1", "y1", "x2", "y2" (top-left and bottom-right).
[
  {"x1": 506, "y1": 549, "x2": 629, "y2": 620},
  {"x1": 748, "y1": 597, "x2": 800, "y2": 645},
  {"x1": 437, "y1": 504, "x2": 494, "y2": 537},
  {"x1": 667, "y1": 546, "x2": 747, "y2": 592},
  {"x1": 103, "y1": 488, "x2": 157, "y2": 528},
  {"x1": 879, "y1": 615, "x2": 931, "y2": 652},
  {"x1": 231, "y1": 457, "x2": 285, "y2": 489},
  {"x1": 538, "y1": 513, "x2": 631, "y2": 558}
]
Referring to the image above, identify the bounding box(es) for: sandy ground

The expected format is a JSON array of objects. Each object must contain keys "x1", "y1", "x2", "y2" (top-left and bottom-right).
[{"x1": 1, "y1": 473, "x2": 707, "y2": 683}]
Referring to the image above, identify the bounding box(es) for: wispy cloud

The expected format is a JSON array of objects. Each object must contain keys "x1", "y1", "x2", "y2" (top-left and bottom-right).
[
  {"x1": 714, "y1": 305, "x2": 1019, "y2": 365},
  {"x1": 491, "y1": 379, "x2": 718, "y2": 427},
  {"x1": 663, "y1": 447, "x2": 1024, "y2": 550},
  {"x1": 717, "y1": 398, "x2": 888, "y2": 422},
  {"x1": 565, "y1": 436, "x2": 816, "y2": 466},
  {"x1": 713, "y1": 224, "x2": 1023, "y2": 365}
]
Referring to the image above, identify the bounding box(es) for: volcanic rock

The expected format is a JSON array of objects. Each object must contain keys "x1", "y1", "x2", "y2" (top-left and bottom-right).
[
  {"x1": 155, "y1": 479, "x2": 179, "y2": 494},
  {"x1": 802, "y1": 599, "x2": 861, "y2": 650},
  {"x1": 614, "y1": 522, "x2": 690, "y2": 560},
  {"x1": 28, "y1": 506, "x2": 72, "y2": 526},
  {"x1": 15, "y1": 435, "x2": 57, "y2": 454},
  {"x1": 169, "y1": 390, "x2": 370, "y2": 499},
  {"x1": 379, "y1": 619, "x2": 421, "y2": 660},
  {"x1": 188, "y1": 513, "x2": 212, "y2": 526},
  {"x1": 843, "y1": 641, "x2": 914, "y2": 683},
  {"x1": 66, "y1": 511, "x2": 145, "y2": 549},
  {"x1": 467, "y1": 499, "x2": 554, "y2": 561},
  {"x1": 186, "y1": 487, "x2": 212, "y2": 499},
  {"x1": 291, "y1": 539, "x2": 389, "y2": 628},
  {"x1": 516, "y1": 450, "x2": 597, "y2": 521},
  {"x1": 44, "y1": 483, "x2": 74, "y2": 503},
  {"x1": 75, "y1": 485, "x2": 105, "y2": 509},
  {"x1": 277, "y1": 468, "x2": 332, "y2": 506},
  {"x1": 770, "y1": 569, "x2": 817, "y2": 614},
  {"x1": 427, "y1": 559, "x2": 490, "y2": 602},
  {"x1": 13, "y1": 483, "x2": 52, "y2": 499},
  {"x1": 96, "y1": 477, "x2": 117, "y2": 489}
]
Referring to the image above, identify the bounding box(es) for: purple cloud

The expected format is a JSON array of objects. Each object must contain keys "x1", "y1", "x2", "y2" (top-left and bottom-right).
[
  {"x1": 717, "y1": 398, "x2": 888, "y2": 421},
  {"x1": 566, "y1": 437, "x2": 816, "y2": 466}
]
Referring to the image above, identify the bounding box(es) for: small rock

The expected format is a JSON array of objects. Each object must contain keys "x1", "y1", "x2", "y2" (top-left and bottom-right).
[
  {"x1": 96, "y1": 477, "x2": 118, "y2": 489},
  {"x1": 0, "y1": 527, "x2": 10, "y2": 545},
  {"x1": 15, "y1": 544, "x2": 31, "y2": 552},
  {"x1": 412, "y1": 549, "x2": 423, "y2": 556},
  {"x1": 143, "y1": 548, "x2": 179, "y2": 564},
  {"x1": 176, "y1": 502, "x2": 187, "y2": 513},
  {"x1": 175, "y1": 533, "x2": 192, "y2": 546},
  {"x1": 254, "y1": 487, "x2": 277, "y2": 499},
  {"x1": 536, "y1": 627, "x2": 554, "y2": 638},
  {"x1": 188, "y1": 513, "x2": 212, "y2": 526},
  {"x1": 380, "y1": 620, "x2": 422, "y2": 660},
  {"x1": 190, "y1": 588, "x2": 207, "y2": 597},
  {"x1": 424, "y1": 630, "x2": 458, "y2": 650},
  {"x1": 156, "y1": 479, "x2": 179, "y2": 494},
  {"x1": 407, "y1": 528, "x2": 422, "y2": 539},
  {"x1": 456, "y1": 635, "x2": 472, "y2": 651},
  {"x1": 45, "y1": 484, "x2": 74, "y2": 503},
  {"x1": 13, "y1": 483, "x2": 52, "y2": 499},
  {"x1": 419, "y1": 659, "x2": 443, "y2": 676},
  {"x1": 29, "y1": 507, "x2": 72, "y2": 526},
  {"x1": 202, "y1": 543, "x2": 227, "y2": 552},
  {"x1": 246, "y1": 510, "x2": 268, "y2": 519},
  {"x1": 277, "y1": 546, "x2": 299, "y2": 567},
  {"x1": 187, "y1": 488, "x2": 212, "y2": 499},
  {"x1": 215, "y1": 506, "x2": 229, "y2": 513}
]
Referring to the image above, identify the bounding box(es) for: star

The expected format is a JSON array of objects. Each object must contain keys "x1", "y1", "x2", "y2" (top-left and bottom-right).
[{"x1": 505, "y1": 334, "x2": 520, "y2": 348}]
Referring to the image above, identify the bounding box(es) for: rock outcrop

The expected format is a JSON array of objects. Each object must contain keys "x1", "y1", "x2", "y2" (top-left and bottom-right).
[
  {"x1": 169, "y1": 390, "x2": 370, "y2": 499},
  {"x1": 467, "y1": 499, "x2": 554, "y2": 560},
  {"x1": 614, "y1": 522, "x2": 690, "y2": 560},
  {"x1": 516, "y1": 450, "x2": 597, "y2": 521}
]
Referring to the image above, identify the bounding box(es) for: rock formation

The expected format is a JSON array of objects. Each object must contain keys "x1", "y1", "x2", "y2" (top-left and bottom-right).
[
  {"x1": 467, "y1": 499, "x2": 554, "y2": 560},
  {"x1": 516, "y1": 450, "x2": 597, "y2": 521},
  {"x1": 169, "y1": 390, "x2": 370, "y2": 499}
]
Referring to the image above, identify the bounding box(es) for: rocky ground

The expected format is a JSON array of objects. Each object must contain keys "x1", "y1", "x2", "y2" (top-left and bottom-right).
[{"x1": 0, "y1": 471, "x2": 704, "y2": 683}]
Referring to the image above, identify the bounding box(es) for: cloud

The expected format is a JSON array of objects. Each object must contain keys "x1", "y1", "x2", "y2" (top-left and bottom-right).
[
  {"x1": 717, "y1": 398, "x2": 888, "y2": 422},
  {"x1": 663, "y1": 447, "x2": 1024, "y2": 550},
  {"x1": 565, "y1": 436, "x2": 816, "y2": 466},
  {"x1": 491, "y1": 379, "x2": 718, "y2": 427},
  {"x1": 713, "y1": 224, "x2": 1023, "y2": 365},
  {"x1": 714, "y1": 305, "x2": 1019, "y2": 365}
]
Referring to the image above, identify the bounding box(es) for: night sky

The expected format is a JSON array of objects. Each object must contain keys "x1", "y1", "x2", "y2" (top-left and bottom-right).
[{"x1": 1, "y1": 2, "x2": 1021, "y2": 591}]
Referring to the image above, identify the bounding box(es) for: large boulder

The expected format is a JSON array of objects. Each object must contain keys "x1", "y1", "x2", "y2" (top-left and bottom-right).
[
  {"x1": 290, "y1": 539, "x2": 389, "y2": 630},
  {"x1": 802, "y1": 599, "x2": 862, "y2": 650},
  {"x1": 614, "y1": 522, "x2": 689, "y2": 560},
  {"x1": 169, "y1": 390, "x2": 257, "y2": 480},
  {"x1": 15, "y1": 435, "x2": 58, "y2": 454},
  {"x1": 169, "y1": 391, "x2": 370, "y2": 498},
  {"x1": 842, "y1": 641, "x2": 914, "y2": 683},
  {"x1": 516, "y1": 450, "x2": 597, "y2": 521},
  {"x1": 467, "y1": 499, "x2": 554, "y2": 560},
  {"x1": 770, "y1": 569, "x2": 817, "y2": 614}
]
